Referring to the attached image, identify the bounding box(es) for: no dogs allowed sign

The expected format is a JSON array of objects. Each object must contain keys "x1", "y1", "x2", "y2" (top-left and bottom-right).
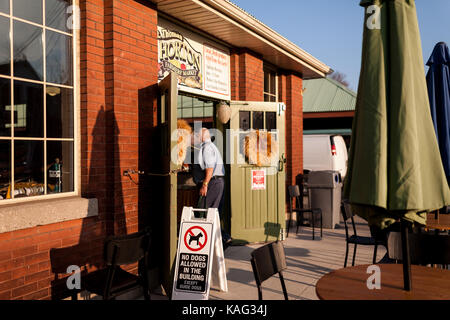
[
  {"x1": 176, "y1": 223, "x2": 212, "y2": 293},
  {"x1": 172, "y1": 207, "x2": 227, "y2": 300}
]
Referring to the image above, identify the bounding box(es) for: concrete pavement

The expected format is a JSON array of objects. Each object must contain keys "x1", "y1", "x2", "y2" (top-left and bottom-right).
[{"x1": 209, "y1": 216, "x2": 386, "y2": 300}]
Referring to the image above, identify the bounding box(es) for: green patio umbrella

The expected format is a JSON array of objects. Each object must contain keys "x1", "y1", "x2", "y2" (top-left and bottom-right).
[{"x1": 344, "y1": 0, "x2": 450, "y2": 289}]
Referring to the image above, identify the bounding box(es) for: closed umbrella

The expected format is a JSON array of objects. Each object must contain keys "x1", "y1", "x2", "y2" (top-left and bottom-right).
[
  {"x1": 344, "y1": 0, "x2": 450, "y2": 290},
  {"x1": 426, "y1": 42, "x2": 450, "y2": 186}
]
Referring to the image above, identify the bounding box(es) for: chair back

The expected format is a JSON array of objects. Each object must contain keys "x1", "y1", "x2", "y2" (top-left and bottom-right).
[
  {"x1": 251, "y1": 241, "x2": 288, "y2": 300},
  {"x1": 104, "y1": 228, "x2": 151, "y2": 266},
  {"x1": 288, "y1": 185, "x2": 304, "y2": 211},
  {"x1": 387, "y1": 232, "x2": 450, "y2": 265},
  {"x1": 341, "y1": 200, "x2": 358, "y2": 238}
]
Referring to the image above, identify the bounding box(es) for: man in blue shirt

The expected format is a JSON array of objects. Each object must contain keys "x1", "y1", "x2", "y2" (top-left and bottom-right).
[
  {"x1": 192, "y1": 128, "x2": 225, "y2": 208},
  {"x1": 192, "y1": 128, "x2": 231, "y2": 245}
]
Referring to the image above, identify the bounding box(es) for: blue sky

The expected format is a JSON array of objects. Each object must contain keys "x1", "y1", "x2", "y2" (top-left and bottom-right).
[{"x1": 231, "y1": 0, "x2": 450, "y2": 91}]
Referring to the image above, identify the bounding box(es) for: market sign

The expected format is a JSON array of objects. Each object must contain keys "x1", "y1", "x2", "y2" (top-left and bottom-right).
[
  {"x1": 158, "y1": 28, "x2": 203, "y2": 90},
  {"x1": 158, "y1": 18, "x2": 231, "y2": 101}
]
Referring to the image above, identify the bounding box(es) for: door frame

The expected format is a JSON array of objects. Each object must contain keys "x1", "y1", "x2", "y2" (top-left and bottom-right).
[{"x1": 228, "y1": 101, "x2": 286, "y2": 243}]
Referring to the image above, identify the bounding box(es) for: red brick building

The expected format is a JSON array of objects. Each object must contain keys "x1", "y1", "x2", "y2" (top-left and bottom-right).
[{"x1": 0, "y1": 0, "x2": 330, "y2": 299}]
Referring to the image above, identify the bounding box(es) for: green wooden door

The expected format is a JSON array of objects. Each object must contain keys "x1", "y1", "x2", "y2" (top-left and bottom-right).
[
  {"x1": 158, "y1": 72, "x2": 178, "y2": 296},
  {"x1": 229, "y1": 101, "x2": 286, "y2": 243}
]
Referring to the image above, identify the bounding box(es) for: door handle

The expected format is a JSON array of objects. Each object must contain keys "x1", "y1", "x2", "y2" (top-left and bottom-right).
[{"x1": 278, "y1": 153, "x2": 286, "y2": 172}]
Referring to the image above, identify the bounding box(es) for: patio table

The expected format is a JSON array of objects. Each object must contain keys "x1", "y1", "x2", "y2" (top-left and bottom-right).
[
  {"x1": 426, "y1": 213, "x2": 450, "y2": 231},
  {"x1": 315, "y1": 264, "x2": 450, "y2": 300}
]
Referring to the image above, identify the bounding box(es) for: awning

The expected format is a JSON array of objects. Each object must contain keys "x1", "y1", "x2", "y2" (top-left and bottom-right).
[{"x1": 150, "y1": 0, "x2": 331, "y2": 79}]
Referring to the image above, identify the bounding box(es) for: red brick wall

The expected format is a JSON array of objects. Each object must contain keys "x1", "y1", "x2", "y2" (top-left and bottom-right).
[
  {"x1": 230, "y1": 49, "x2": 264, "y2": 101},
  {"x1": 284, "y1": 73, "x2": 304, "y2": 186},
  {"x1": 0, "y1": 0, "x2": 158, "y2": 300}
]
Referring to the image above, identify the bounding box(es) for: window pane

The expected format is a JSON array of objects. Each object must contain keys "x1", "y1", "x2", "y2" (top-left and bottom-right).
[
  {"x1": 13, "y1": 0, "x2": 43, "y2": 24},
  {"x1": 264, "y1": 71, "x2": 269, "y2": 93},
  {"x1": 269, "y1": 73, "x2": 276, "y2": 94},
  {"x1": 0, "y1": 141, "x2": 11, "y2": 200},
  {"x1": 46, "y1": 0, "x2": 71, "y2": 32},
  {"x1": 46, "y1": 30, "x2": 72, "y2": 85},
  {"x1": 47, "y1": 140, "x2": 73, "y2": 193},
  {"x1": 14, "y1": 80, "x2": 44, "y2": 137},
  {"x1": 13, "y1": 21, "x2": 43, "y2": 81},
  {"x1": 0, "y1": 78, "x2": 11, "y2": 136},
  {"x1": 266, "y1": 112, "x2": 276, "y2": 131},
  {"x1": 252, "y1": 111, "x2": 263, "y2": 130},
  {"x1": 0, "y1": 0, "x2": 9, "y2": 14},
  {"x1": 239, "y1": 111, "x2": 250, "y2": 131},
  {"x1": 14, "y1": 140, "x2": 44, "y2": 198},
  {"x1": 0, "y1": 16, "x2": 10, "y2": 76},
  {"x1": 46, "y1": 86, "x2": 73, "y2": 138}
]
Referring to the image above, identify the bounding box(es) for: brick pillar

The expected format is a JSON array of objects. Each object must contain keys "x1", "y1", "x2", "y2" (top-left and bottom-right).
[
  {"x1": 284, "y1": 73, "x2": 303, "y2": 186},
  {"x1": 230, "y1": 49, "x2": 264, "y2": 101}
]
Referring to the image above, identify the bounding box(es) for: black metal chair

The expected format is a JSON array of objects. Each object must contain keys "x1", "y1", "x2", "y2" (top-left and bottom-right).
[
  {"x1": 83, "y1": 227, "x2": 152, "y2": 300},
  {"x1": 341, "y1": 201, "x2": 380, "y2": 267},
  {"x1": 287, "y1": 185, "x2": 322, "y2": 240},
  {"x1": 250, "y1": 241, "x2": 288, "y2": 300},
  {"x1": 387, "y1": 231, "x2": 450, "y2": 268}
]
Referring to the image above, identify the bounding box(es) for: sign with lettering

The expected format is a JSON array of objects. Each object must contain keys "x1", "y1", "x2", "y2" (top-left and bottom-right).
[
  {"x1": 251, "y1": 169, "x2": 266, "y2": 190},
  {"x1": 172, "y1": 207, "x2": 228, "y2": 300},
  {"x1": 158, "y1": 18, "x2": 230, "y2": 101},
  {"x1": 204, "y1": 44, "x2": 230, "y2": 97}
]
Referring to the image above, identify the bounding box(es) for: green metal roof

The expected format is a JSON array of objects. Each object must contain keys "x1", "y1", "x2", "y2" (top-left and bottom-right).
[{"x1": 303, "y1": 77, "x2": 357, "y2": 113}]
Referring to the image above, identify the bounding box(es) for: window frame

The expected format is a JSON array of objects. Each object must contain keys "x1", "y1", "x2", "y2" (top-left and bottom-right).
[
  {"x1": 263, "y1": 65, "x2": 278, "y2": 102},
  {"x1": 0, "y1": 0, "x2": 79, "y2": 205}
]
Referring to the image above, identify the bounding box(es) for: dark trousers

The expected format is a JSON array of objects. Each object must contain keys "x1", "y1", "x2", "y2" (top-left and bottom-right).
[{"x1": 198, "y1": 178, "x2": 224, "y2": 209}]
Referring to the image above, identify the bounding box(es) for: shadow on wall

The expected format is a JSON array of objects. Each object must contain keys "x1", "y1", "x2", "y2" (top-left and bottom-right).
[{"x1": 50, "y1": 107, "x2": 126, "y2": 299}]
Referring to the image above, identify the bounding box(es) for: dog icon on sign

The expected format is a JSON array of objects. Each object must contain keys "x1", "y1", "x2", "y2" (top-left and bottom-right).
[{"x1": 184, "y1": 226, "x2": 208, "y2": 252}]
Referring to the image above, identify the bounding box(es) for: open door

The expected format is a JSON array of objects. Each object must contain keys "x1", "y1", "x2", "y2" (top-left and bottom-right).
[
  {"x1": 229, "y1": 101, "x2": 286, "y2": 243},
  {"x1": 156, "y1": 72, "x2": 178, "y2": 296}
]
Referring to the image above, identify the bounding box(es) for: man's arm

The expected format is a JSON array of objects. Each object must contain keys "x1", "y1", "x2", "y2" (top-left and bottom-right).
[{"x1": 200, "y1": 168, "x2": 213, "y2": 196}]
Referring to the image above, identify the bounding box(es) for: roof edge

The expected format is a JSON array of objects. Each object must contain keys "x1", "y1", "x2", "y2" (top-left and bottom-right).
[{"x1": 200, "y1": 0, "x2": 332, "y2": 76}]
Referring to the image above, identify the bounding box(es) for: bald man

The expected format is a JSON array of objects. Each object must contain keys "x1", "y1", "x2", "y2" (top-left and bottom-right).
[{"x1": 192, "y1": 128, "x2": 225, "y2": 208}]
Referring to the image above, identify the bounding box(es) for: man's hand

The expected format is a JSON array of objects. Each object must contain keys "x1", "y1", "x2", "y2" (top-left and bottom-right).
[{"x1": 200, "y1": 185, "x2": 208, "y2": 197}]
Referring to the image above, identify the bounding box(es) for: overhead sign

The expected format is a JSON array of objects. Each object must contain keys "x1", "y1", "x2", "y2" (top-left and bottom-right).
[
  {"x1": 172, "y1": 207, "x2": 228, "y2": 300},
  {"x1": 158, "y1": 18, "x2": 231, "y2": 101},
  {"x1": 251, "y1": 169, "x2": 266, "y2": 190},
  {"x1": 204, "y1": 44, "x2": 230, "y2": 97}
]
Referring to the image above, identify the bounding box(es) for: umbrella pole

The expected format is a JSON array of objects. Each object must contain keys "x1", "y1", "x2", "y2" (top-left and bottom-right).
[{"x1": 400, "y1": 219, "x2": 412, "y2": 291}]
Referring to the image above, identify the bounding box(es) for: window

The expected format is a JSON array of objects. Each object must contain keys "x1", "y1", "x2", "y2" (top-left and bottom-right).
[
  {"x1": 177, "y1": 94, "x2": 215, "y2": 129},
  {"x1": 0, "y1": 0, "x2": 75, "y2": 202},
  {"x1": 264, "y1": 67, "x2": 277, "y2": 102}
]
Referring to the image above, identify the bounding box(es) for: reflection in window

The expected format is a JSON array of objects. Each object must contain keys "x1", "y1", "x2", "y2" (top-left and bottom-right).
[
  {"x1": 177, "y1": 94, "x2": 215, "y2": 128},
  {"x1": 46, "y1": 87, "x2": 73, "y2": 138},
  {"x1": 0, "y1": 78, "x2": 11, "y2": 136},
  {"x1": 239, "y1": 111, "x2": 250, "y2": 131},
  {"x1": 0, "y1": 141, "x2": 10, "y2": 200},
  {"x1": 13, "y1": 0, "x2": 43, "y2": 24},
  {"x1": 0, "y1": 0, "x2": 9, "y2": 14},
  {"x1": 14, "y1": 140, "x2": 44, "y2": 198},
  {"x1": 47, "y1": 141, "x2": 73, "y2": 193},
  {"x1": 46, "y1": 30, "x2": 73, "y2": 85},
  {"x1": 266, "y1": 112, "x2": 276, "y2": 131},
  {"x1": 13, "y1": 21, "x2": 43, "y2": 81},
  {"x1": 253, "y1": 111, "x2": 263, "y2": 130},
  {"x1": 264, "y1": 68, "x2": 277, "y2": 102},
  {"x1": 1, "y1": 1, "x2": 75, "y2": 201},
  {"x1": 14, "y1": 81, "x2": 44, "y2": 137},
  {"x1": 0, "y1": 16, "x2": 10, "y2": 75},
  {"x1": 46, "y1": 0, "x2": 72, "y2": 32}
]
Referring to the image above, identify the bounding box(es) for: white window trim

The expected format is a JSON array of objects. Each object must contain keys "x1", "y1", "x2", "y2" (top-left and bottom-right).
[{"x1": 0, "y1": 0, "x2": 80, "y2": 206}]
